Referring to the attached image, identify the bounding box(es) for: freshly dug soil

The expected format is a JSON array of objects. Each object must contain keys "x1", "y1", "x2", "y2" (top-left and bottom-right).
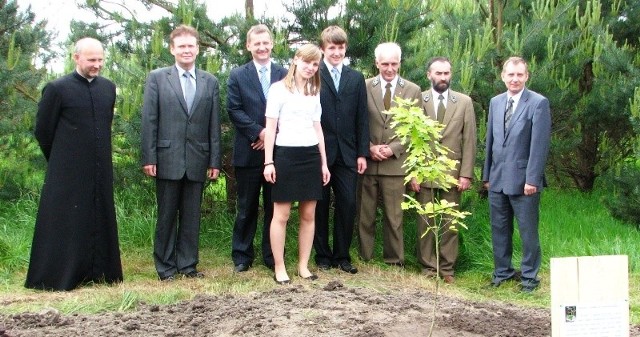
[{"x1": 2, "y1": 280, "x2": 639, "y2": 337}]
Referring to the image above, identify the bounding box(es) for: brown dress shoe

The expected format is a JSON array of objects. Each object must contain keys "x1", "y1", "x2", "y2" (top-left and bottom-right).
[{"x1": 443, "y1": 275, "x2": 455, "y2": 284}]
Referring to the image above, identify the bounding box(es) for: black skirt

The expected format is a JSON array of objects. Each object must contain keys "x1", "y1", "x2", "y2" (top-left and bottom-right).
[{"x1": 272, "y1": 145, "x2": 322, "y2": 202}]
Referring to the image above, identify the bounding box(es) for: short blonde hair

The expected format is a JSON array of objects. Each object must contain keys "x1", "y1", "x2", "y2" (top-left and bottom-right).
[
  {"x1": 320, "y1": 26, "x2": 347, "y2": 48},
  {"x1": 246, "y1": 24, "x2": 273, "y2": 44},
  {"x1": 502, "y1": 56, "x2": 529, "y2": 73}
]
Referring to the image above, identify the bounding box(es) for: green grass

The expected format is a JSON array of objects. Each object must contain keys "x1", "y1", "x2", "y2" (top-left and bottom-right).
[{"x1": 1, "y1": 184, "x2": 639, "y2": 325}]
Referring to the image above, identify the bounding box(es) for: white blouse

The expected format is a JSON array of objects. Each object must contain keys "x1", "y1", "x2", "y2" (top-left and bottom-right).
[{"x1": 265, "y1": 81, "x2": 322, "y2": 147}]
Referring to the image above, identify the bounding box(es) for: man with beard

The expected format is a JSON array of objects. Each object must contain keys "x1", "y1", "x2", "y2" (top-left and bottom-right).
[{"x1": 409, "y1": 57, "x2": 476, "y2": 283}]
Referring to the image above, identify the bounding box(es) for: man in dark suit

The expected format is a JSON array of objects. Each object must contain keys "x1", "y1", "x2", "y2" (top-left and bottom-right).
[
  {"x1": 228, "y1": 24, "x2": 287, "y2": 272},
  {"x1": 410, "y1": 57, "x2": 476, "y2": 284},
  {"x1": 358, "y1": 42, "x2": 422, "y2": 266},
  {"x1": 482, "y1": 56, "x2": 551, "y2": 292},
  {"x1": 313, "y1": 26, "x2": 369, "y2": 274},
  {"x1": 141, "y1": 25, "x2": 221, "y2": 281}
]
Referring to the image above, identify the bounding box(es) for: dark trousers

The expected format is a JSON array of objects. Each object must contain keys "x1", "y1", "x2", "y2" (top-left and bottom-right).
[
  {"x1": 489, "y1": 190, "x2": 541, "y2": 284},
  {"x1": 154, "y1": 176, "x2": 204, "y2": 278},
  {"x1": 314, "y1": 156, "x2": 358, "y2": 265},
  {"x1": 231, "y1": 166, "x2": 274, "y2": 267}
]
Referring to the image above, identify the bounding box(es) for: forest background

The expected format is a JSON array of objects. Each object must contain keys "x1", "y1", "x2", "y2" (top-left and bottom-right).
[{"x1": 1, "y1": 0, "x2": 640, "y2": 324}]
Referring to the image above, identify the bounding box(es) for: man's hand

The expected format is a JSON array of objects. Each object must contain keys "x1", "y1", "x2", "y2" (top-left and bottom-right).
[
  {"x1": 369, "y1": 144, "x2": 391, "y2": 161},
  {"x1": 143, "y1": 164, "x2": 156, "y2": 177},
  {"x1": 524, "y1": 183, "x2": 537, "y2": 195},
  {"x1": 409, "y1": 177, "x2": 420, "y2": 193},
  {"x1": 251, "y1": 129, "x2": 266, "y2": 150},
  {"x1": 458, "y1": 177, "x2": 472, "y2": 192},
  {"x1": 356, "y1": 157, "x2": 367, "y2": 174},
  {"x1": 208, "y1": 168, "x2": 220, "y2": 180}
]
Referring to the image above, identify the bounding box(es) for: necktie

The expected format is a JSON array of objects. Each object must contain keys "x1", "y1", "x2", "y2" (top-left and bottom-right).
[
  {"x1": 437, "y1": 94, "x2": 445, "y2": 123},
  {"x1": 504, "y1": 97, "x2": 514, "y2": 129},
  {"x1": 383, "y1": 82, "x2": 392, "y2": 110},
  {"x1": 259, "y1": 66, "x2": 270, "y2": 98},
  {"x1": 183, "y1": 71, "x2": 195, "y2": 113},
  {"x1": 331, "y1": 67, "x2": 340, "y2": 92}
]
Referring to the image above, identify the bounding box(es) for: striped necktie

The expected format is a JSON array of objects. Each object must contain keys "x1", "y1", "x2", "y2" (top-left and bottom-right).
[
  {"x1": 331, "y1": 67, "x2": 340, "y2": 92},
  {"x1": 259, "y1": 66, "x2": 270, "y2": 98}
]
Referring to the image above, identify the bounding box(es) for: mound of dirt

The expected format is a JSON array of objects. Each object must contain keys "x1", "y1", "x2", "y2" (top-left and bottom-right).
[{"x1": 1, "y1": 282, "x2": 638, "y2": 337}]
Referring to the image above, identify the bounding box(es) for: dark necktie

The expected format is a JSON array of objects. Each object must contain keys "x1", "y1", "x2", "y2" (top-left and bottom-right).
[
  {"x1": 383, "y1": 82, "x2": 392, "y2": 110},
  {"x1": 259, "y1": 66, "x2": 269, "y2": 99},
  {"x1": 437, "y1": 94, "x2": 445, "y2": 123},
  {"x1": 183, "y1": 71, "x2": 195, "y2": 113},
  {"x1": 504, "y1": 97, "x2": 514, "y2": 129}
]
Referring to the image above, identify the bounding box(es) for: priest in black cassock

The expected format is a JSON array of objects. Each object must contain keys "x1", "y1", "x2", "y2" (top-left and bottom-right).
[{"x1": 25, "y1": 37, "x2": 123, "y2": 291}]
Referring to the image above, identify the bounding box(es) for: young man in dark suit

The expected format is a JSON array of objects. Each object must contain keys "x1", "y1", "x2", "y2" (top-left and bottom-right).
[
  {"x1": 228, "y1": 24, "x2": 287, "y2": 272},
  {"x1": 313, "y1": 26, "x2": 369, "y2": 274},
  {"x1": 141, "y1": 25, "x2": 222, "y2": 281},
  {"x1": 483, "y1": 56, "x2": 551, "y2": 292}
]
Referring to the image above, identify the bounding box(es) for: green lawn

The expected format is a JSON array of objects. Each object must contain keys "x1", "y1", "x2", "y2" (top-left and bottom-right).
[{"x1": 1, "y1": 184, "x2": 638, "y2": 324}]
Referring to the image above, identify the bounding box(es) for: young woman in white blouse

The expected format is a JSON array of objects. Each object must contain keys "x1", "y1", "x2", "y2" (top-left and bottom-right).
[{"x1": 263, "y1": 44, "x2": 331, "y2": 284}]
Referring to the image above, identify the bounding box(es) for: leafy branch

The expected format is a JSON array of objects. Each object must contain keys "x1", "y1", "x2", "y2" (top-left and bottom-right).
[{"x1": 386, "y1": 97, "x2": 471, "y2": 336}]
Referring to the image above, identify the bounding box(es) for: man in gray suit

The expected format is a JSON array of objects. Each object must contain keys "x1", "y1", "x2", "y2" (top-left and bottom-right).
[
  {"x1": 141, "y1": 25, "x2": 221, "y2": 281},
  {"x1": 482, "y1": 56, "x2": 551, "y2": 292}
]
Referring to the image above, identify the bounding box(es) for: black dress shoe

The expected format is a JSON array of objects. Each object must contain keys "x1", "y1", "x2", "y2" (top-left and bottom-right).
[
  {"x1": 273, "y1": 275, "x2": 291, "y2": 285},
  {"x1": 316, "y1": 263, "x2": 331, "y2": 271},
  {"x1": 335, "y1": 261, "x2": 358, "y2": 274},
  {"x1": 159, "y1": 274, "x2": 176, "y2": 282},
  {"x1": 520, "y1": 278, "x2": 540, "y2": 293},
  {"x1": 234, "y1": 263, "x2": 250, "y2": 272},
  {"x1": 491, "y1": 270, "x2": 523, "y2": 287},
  {"x1": 183, "y1": 271, "x2": 205, "y2": 278}
]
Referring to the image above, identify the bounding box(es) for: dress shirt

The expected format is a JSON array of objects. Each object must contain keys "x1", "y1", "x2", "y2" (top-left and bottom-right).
[
  {"x1": 432, "y1": 89, "x2": 449, "y2": 113},
  {"x1": 380, "y1": 75, "x2": 398, "y2": 99},
  {"x1": 253, "y1": 60, "x2": 271, "y2": 78},
  {"x1": 176, "y1": 64, "x2": 196, "y2": 98}
]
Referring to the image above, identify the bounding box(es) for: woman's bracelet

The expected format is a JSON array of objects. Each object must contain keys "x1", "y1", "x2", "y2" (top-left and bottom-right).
[{"x1": 264, "y1": 162, "x2": 274, "y2": 166}]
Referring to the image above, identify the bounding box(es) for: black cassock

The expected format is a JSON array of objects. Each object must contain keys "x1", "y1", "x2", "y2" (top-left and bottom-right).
[{"x1": 26, "y1": 71, "x2": 123, "y2": 291}]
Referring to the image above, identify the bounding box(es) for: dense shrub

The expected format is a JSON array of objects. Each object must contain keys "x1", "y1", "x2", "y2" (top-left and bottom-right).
[{"x1": 603, "y1": 162, "x2": 640, "y2": 228}]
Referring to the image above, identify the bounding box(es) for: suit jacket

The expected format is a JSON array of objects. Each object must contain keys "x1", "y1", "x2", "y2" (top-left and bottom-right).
[
  {"x1": 364, "y1": 76, "x2": 422, "y2": 176},
  {"x1": 421, "y1": 89, "x2": 477, "y2": 188},
  {"x1": 482, "y1": 88, "x2": 551, "y2": 195},
  {"x1": 141, "y1": 65, "x2": 221, "y2": 182},
  {"x1": 228, "y1": 61, "x2": 287, "y2": 167},
  {"x1": 319, "y1": 63, "x2": 369, "y2": 166}
]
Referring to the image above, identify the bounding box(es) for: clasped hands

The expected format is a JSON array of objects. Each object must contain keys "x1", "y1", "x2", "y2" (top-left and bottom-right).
[{"x1": 370, "y1": 144, "x2": 392, "y2": 161}]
